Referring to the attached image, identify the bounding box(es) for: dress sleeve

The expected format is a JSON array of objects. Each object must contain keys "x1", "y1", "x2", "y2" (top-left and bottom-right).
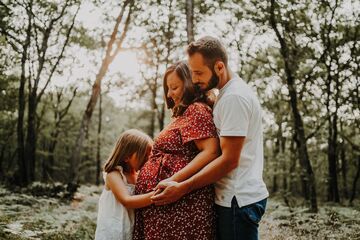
[{"x1": 179, "y1": 102, "x2": 218, "y2": 144}]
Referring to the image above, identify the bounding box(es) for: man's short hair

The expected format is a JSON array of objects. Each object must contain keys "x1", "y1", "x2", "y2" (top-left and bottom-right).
[{"x1": 187, "y1": 36, "x2": 228, "y2": 69}]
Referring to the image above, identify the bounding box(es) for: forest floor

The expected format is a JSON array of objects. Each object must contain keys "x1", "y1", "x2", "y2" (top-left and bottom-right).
[{"x1": 0, "y1": 184, "x2": 359, "y2": 240}]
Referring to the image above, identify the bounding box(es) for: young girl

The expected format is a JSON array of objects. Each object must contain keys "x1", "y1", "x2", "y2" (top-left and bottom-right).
[{"x1": 95, "y1": 129, "x2": 154, "y2": 240}]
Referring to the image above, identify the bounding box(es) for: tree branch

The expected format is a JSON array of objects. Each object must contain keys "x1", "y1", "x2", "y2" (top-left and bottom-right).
[
  {"x1": 37, "y1": 4, "x2": 80, "y2": 102},
  {"x1": 110, "y1": 0, "x2": 134, "y2": 60},
  {"x1": 305, "y1": 118, "x2": 327, "y2": 141},
  {"x1": 339, "y1": 132, "x2": 360, "y2": 152},
  {"x1": 59, "y1": 87, "x2": 77, "y2": 120}
]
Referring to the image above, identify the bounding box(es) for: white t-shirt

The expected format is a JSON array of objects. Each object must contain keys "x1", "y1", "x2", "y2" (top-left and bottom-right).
[
  {"x1": 95, "y1": 166, "x2": 135, "y2": 240},
  {"x1": 213, "y1": 75, "x2": 269, "y2": 208}
]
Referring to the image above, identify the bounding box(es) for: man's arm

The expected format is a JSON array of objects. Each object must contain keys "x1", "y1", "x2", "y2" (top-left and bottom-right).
[
  {"x1": 151, "y1": 136, "x2": 245, "y2": 205},
  {"x1": 167, "y1": 137, "x2": 220, "y2": 182}
]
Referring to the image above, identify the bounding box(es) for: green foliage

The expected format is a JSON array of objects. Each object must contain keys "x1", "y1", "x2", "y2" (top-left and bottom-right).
[
  {"x1": 0, "y1": 231, "x2": 25, "y2": 240},
  {"x1": 0, "y1": 185, "x2": 98, "y2": 240},
  {"x1": 0, "y1": 74, "x2": 18, "y2": 112},
  {"x1": 0, "y1": 0, "x2": 358, "y2": 205},
  {"x1": 70, "y1": 26, "x2": 101, "y2": 50},
  {"x1": 219, "y1": 0, "x2": 360, "y2": 203},
  {"x1": 0, "y1": 2, "x2": 11, "y2": 31},
  {"x1": 0, "y1": 71, "x2": 18, "y2": 178}
]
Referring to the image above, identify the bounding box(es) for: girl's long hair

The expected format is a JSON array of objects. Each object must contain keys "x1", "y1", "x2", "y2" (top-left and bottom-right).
[
  {"x1": 103, "y1": 129, "x2": 153, "y2": 173},
  {"x1": 163, "y1": 61, "x2": 206, "y2": 117}
]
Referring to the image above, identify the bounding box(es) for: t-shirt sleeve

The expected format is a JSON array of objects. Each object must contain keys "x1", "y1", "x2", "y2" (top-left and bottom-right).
[
  {"x1": 218, "y1": 94, "x2": 251, "y2": 137},
  {"x1": 180, "y1": 103, "x2": 218, "y2": 144}
]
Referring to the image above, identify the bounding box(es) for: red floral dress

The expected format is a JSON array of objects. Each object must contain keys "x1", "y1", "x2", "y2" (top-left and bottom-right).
[{"x1": 133, "y1": 102, "x2": 218, "y2": 240}]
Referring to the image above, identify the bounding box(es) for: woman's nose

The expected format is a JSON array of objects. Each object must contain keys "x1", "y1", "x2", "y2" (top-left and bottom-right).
[{"x1": 167, "y1": 90, "x2": 172, "y2": 98}]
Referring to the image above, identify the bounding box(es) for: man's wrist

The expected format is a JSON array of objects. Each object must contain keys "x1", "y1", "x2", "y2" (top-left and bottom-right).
[
  {"x1": 181, "y1": 177, "x2": 195, "y2": 195},
  {"x1": 167, "y1": 175, "x2": 177, "y2": 182}
]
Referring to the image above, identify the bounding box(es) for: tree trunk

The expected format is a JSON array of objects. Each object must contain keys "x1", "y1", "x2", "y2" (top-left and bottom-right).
[
  {"x1": 156, "y1": 0, "x2": 173, "y2": 132},
  {"x1": 16, "y1": 1, "x2": 33, "y2": 186},
  {"x1": 42, "y1": 131, "x2": 58, "y2": 182},
  {"x1": 324, "y1": 48, "x2": 340, "y2": 202},
  {"x1": 0, "y1": 150, "x2": 4, "y2": 179},
  {"x1": 350, "y1": 156, "x2": 360, "y2": 204},
  {"x1": 289, "y1": 136, "x2": 297, "y2": 194},
  {"x1": 272, "y1": 125, "x2": 281, "y2": 193},
  {"x1": 42, "y1": 88, "x2": 77, "y2": 182},
  {"x1": 5, "y1": 149, "x2": 17, "y2": 181},
  {"x1": 158, "y1": 102, "x2": 165, "y2": 131},
  {"x1": 22, "y1": 1, "x2": 79, "y2": 184},
  {"x1": 149, "y1": 80, "x2": 157, "y2": 138},
  {"x1": 43, "y1": 121, "x2": 61, "y2": 182},
  {"x1": 17, "y1": 76, "x2": 27, "y2": 185},
  {"x1": 340, "y1": 142, "x2": 349, "y2": 199},
  {"x1": 288, "y1": 59, "x2": 317, "y2": 212},
  {"x1": 149, "y1": 112, "x2": 156, "y2": 138},
  {"x1": 96, "y1": 91, "x2": 102, "y2": 185},
  {"x1": 43, "y1": 136, "x2": 57, "y2": 182},
  {"x1": 269, "y1": 0, "x2": 317, "y2": 212},
  {"x1": 69, "y1": 1, "x2": 133, "y2": 183},
  {"x1": 327, "y1": 114, "x2": 340, "y2": 202},
  {"x1": 0, "y1": 139, "x2": 8, "y2": 180},
  {"x1": 281, "y1": 131, "x2": 287, "y2": 191},
  {"x1": 25, "y1": 89, "x2": 37, "y2": 182},
  {"x1": 185, "y1": 0, "x2": 194, "y2": 43}
]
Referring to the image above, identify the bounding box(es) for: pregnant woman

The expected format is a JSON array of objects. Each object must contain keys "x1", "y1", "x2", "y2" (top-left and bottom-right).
[{"x1": 133, "y1": 61, "x2": 220, "y2": 240}]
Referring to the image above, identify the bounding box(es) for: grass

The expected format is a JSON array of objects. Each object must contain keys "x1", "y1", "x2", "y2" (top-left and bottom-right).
[{"x1": 0, "y1": 185, "x2": 359, "y2": 239}]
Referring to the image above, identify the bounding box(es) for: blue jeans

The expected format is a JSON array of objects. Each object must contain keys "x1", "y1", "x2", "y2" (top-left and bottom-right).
[{"x1": 216, "y1": 197, "x2": 267, "y2": 240}]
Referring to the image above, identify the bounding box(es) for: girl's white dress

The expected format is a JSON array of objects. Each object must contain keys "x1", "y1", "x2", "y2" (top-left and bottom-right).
[{"x1": 95, "y1": 166, "x2": 135, "y2": 240}]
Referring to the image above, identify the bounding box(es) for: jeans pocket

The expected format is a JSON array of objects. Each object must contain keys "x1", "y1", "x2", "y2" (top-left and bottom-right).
[{"x1": 243, "y1": 200, "x2": 266, "y2": 225}]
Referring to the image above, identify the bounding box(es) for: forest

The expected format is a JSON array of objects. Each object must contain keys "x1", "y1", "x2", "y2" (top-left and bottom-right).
[{"x1": 0, "y1": 0, "x2": 359, "y2": 239}]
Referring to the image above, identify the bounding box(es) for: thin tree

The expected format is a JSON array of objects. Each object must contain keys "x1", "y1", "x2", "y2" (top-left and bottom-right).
[
  {"x1": 0, "y1": 0, "x2": 34, "y2": 185},
  {"x1": 269, "y1": 0, "x2": 318, "y2": 212},
  {"x1": 136, "y1": 0, "x2": 177, "y2": 137},
  {"x1": 69, "y1": 0, "x2": 134, "y2": 184},
  {"x1": 18, "y1": 0, "x2": 33, "y2": 185},
  {"x1": 185, "y1": 0, "x2": 194, "y2": 43},
  {"x1": 96, "y1": 90, "x2": 102, "y2": 185},
  {"x1": 341, "y1": 133, "x2": 360, "y2": 204},
  {"x1": 42, "y1": 87, "x2": 77, "y2": 182},
  {"x1": 25, "y1": 0, "x2": 80, "y2": 182},
  {"x1": 350, "y1": 156, "x2": 360, "y2": 204}
]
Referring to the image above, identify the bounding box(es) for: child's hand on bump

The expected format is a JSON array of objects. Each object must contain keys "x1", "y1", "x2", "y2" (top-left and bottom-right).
[{"x1": 153, "y1": 188, "x2": 163, "y2": 196}]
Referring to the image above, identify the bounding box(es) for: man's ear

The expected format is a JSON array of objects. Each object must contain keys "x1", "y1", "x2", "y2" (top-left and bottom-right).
[{"x1": 214, "y1": 61, "x2": 225, "y2": 75}]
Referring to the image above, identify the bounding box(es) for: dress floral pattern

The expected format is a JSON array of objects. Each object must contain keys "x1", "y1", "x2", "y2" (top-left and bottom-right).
[{"x1": 133, "y1": 102, "x2": 218, "y2": 240}]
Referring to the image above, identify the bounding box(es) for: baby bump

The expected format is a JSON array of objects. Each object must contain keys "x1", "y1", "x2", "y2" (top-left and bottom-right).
[{"x1": 136, "y1": 151, "x2": 192, "y2": 194}]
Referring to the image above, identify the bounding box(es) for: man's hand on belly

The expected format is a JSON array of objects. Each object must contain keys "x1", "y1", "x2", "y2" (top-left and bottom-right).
[{"x1": 151, "y1": 180, "x2": 190, "y2": 205}]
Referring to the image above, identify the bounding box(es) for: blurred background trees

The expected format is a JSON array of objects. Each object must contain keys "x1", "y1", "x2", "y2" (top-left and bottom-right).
[{"x1": 0, "y1": 0, "x2": 359, "y2": 211}]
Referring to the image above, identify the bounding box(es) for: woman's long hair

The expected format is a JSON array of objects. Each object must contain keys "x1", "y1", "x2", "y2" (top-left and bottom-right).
[
  {"x1": 163, "y1": 61, "x2": 206, "y2": 117},
  {"x1": 103, "y1": 129, "x2": 153, "y2": 173}
]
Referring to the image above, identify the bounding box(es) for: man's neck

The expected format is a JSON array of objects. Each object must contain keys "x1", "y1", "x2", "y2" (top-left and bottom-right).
[{"x1": 217, "y1": 68, "x2": 233, "y2": 90}]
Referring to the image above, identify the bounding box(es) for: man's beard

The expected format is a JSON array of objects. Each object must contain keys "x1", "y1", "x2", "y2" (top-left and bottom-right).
[
  {"x1": 196, "y1": 70, "x2": 219, "y2": 92},
  {"x1": 207, "y1": 70, "x2": 220, "y2": 90}
]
